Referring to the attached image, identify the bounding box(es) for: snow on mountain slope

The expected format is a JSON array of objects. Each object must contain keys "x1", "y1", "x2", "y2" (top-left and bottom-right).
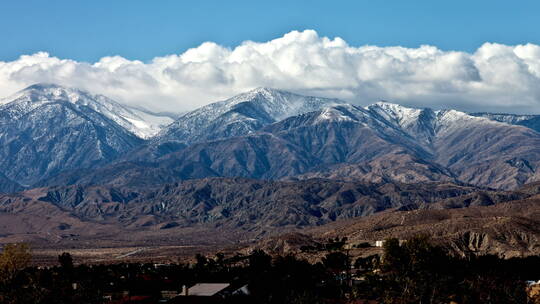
[
  {"x1": 364, "y1": 104, "x2": 540, "y2": 189},
  {"x1": 433, "y1": 109, "x2": 502, "y2": 135},
  {"x1": 0, "y1": 84, "x2": 148, "y2": 186},
  {"x1": 366, "y1": 101, "x2": 424, "y2": 129},
  {"x1": 275, "y1": 103, "x2": 408, "y2": 137},
  {"x1": 154, "y1": 87, "x2": 344, "y2": 145},
  {"x1": 12, "y1": 85, "x2": 540, "y2": 191},
  {"x1": 280, "y1": 101, "x2": 540, "y2": 189},
  {"x1": 366, "y1": 102, "x2": 438, "y2": 147},
  {"x1": 365, "y1": 102, "x2": 512, "y2": 149},
  {"x1": 470, "y1": 112, "x2": 535, "y2": 124},
  {"x1": 1, "y1": 84, "x2": 173, "y2": 139},
  {"x1": 471, "y1": 112, "x2": 540, "y2": 133}
]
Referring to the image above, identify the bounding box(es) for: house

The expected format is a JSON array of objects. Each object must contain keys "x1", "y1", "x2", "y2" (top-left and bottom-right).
[
  {"x1": 375, "y1": 240, "x2": 406, "y2": 247},
  {"x1": 184, "y1": 283, "x2": 230, "y2": 296},
  {"x1": 167, "y1": 283, "x2": 253, "y2": 304}
]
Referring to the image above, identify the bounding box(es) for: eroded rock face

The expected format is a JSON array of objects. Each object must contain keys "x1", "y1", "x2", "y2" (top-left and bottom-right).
[
  {"x1": 448, "y1": 228, "x2": 540, "y2": 258},
  {"x1": 455, "y1": 231, "x2": 492, "y2": 253},
  {"x1": 0, "y1": 178, "x2": 482, "y2": 233},
  {"x1": 305, "y1": 191, "x2": 540, "y2": 258}
]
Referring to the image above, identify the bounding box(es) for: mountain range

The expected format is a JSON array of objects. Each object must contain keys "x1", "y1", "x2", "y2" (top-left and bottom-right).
[
  {"x1": 1, "y1": 83, "x2": 540, "y2": 256},
  {"x1": 18, "y1": 85, "x2": 539, "y2": 191},
  {"x1": 1, "y1": 83, "x2": 540, "y2": 190}
]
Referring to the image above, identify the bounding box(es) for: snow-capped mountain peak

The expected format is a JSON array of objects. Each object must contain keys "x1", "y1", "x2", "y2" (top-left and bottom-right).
[
  {"x1": 366, "y1": 101, "x2": 425, "y2": 129},
  {"x1": 300, "y1": 104, "x2": 372, "y2": 126},
  {"x1": 1, "y1": 83, "x2": 83, "y2": 106},
  {"x1": 433, "y1": 109, "x2": 502, "y2": 135},
  {"x1": 470, "y1": 112, "x2": 539, "y2": 125},
  {"x1": 217, "y1": 87, "x2": 344, "y2": 121},
  {"x1": 0, "y1": 83, "x2": 146, "y2": 186},
  {"x1": 0, "y1": 84, "x2": 174, "y2": 139},
  {"x1": 365, "y1": 101, "x2": 509, "y2": 131},
  {"x1": 154, "y1": 87, "x2": 346, "y2": 145}
]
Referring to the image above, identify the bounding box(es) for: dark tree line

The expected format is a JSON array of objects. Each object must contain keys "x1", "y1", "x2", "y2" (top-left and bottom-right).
[
  {"x1": 366, "y1": 236, "x2": 539, "y2": 303},
  {"x1": 0, "y1": 237, "x2": 539, "y2": 303}
]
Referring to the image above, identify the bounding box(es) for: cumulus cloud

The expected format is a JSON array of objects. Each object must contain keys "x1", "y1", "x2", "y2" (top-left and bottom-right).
[{"x1": 1, "y1": 30, "x2": 540, "y2": 114}]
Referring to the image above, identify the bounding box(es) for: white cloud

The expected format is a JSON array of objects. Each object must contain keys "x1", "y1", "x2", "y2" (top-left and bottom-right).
[{"x1": 1, "y1": 30, "x2": 540, "y2": 114}]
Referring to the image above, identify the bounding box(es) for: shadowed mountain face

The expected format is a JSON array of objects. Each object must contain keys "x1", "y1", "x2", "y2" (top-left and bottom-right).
[
  {"x1": 153, "y1": 105, "x2": 448, "y2": 181},
  {"x1": 163, "y1": 102, "x2": 540, "y2": 190},
  {"x1": 0, "y1": 172, "x2": 22, "y2": 193},
  {"x1": 2, "y1": 178, "x2": 540, "y2": 258},
  {"x1": 0, "y1": 84, "x2": 147, "y2": 186},
  {"x1": 0, "y1": 178, "x2": 491, "y2": 239},
  {"x1": 128, "y1": 87, "x2": 345, "y2": 160},
  {"x1": 153, "y1": 87, "x2": 344, "y2": 146},
  {"x1": 43, "y1": 101, "x2": 540, "y2": 190}
]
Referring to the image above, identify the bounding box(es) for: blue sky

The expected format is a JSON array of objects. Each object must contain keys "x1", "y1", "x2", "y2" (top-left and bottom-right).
[{"x1": 1, "y1": 0, "x2": 539, "y2": 62}]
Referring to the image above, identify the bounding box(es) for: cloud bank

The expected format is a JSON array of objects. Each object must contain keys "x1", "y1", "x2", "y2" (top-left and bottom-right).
[{"x1": 1, "y1": 30, "x2": 540, "y2": 114}]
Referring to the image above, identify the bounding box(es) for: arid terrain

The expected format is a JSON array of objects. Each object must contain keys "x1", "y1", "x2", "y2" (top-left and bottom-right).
[{"x1": 2, "y1": 180, "x2": 538, "y2": 264}]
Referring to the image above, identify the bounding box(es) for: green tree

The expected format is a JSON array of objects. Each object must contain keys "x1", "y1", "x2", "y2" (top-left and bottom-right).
[
  {"x1": 248, "y1": 250, "x2": 272, "y2": 273},
  {"x1": 0, "y1": 243, "x2": 41, "y2": 304},
  {"x1": 379, "y1": 236, "x2": 452, "y2": 303},
  {"x1": 194, "y1": 253, "x2": 208, "y2": 269},
  {"x1": 322, "y1": 252, "x2": 349, "y2": 272},
  {"x1": 58, "y1": 252, "x2": 74, "y2": 271},
  {"x1": 0, "y1": 243, "x2": 31, "y2": 284}
]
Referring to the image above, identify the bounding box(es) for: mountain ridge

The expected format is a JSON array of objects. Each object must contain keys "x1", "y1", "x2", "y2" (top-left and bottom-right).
[
  {"x1": 152, "y1": 87, "x2": 345, "y2": 145},
  {"x1": 0, "y1": 84, "x2": 147, "y2": 185},
  {"x1": 1, "y1": 83, "x2": 174, "y2": 139},
  {"x1": 3, "y1": 84, "x2": 540, "y2": 191}
]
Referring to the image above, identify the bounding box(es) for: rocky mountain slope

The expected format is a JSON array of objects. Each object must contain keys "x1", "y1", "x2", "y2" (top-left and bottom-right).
[
  {"x1": 170, "y1": 101, "x2": 540, "y2": 189},
  {"x1": 128, "y1": 87, "x2": 345, "y2": 160},
  {"x1": 0, "y1": 172, "x2": 22, "y2": 193},
  {"x1": 41, "y1": 178, "x2": 481, "y2": 229},
  {"x1": 0, "y1": 178, "x2": 493, "y2": 244},
  {"x1": 44, "y1": 100, "x2": 540, "y2": 190},
  {"x1": 472, "y1": 112, "x2": 540, "y2": 133},
  {"x1": 0, "y1": 84, "x2": 148, "y2": 185},
  {"x1": 307, "y1": 193, "x2": 540, "y2": 258},
  {"x1": 153, "y1": 87, "x2": 343, "y2": 145},
  {"x1": 2, "y1": 178, "x2": 540, "y2": 258}
]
